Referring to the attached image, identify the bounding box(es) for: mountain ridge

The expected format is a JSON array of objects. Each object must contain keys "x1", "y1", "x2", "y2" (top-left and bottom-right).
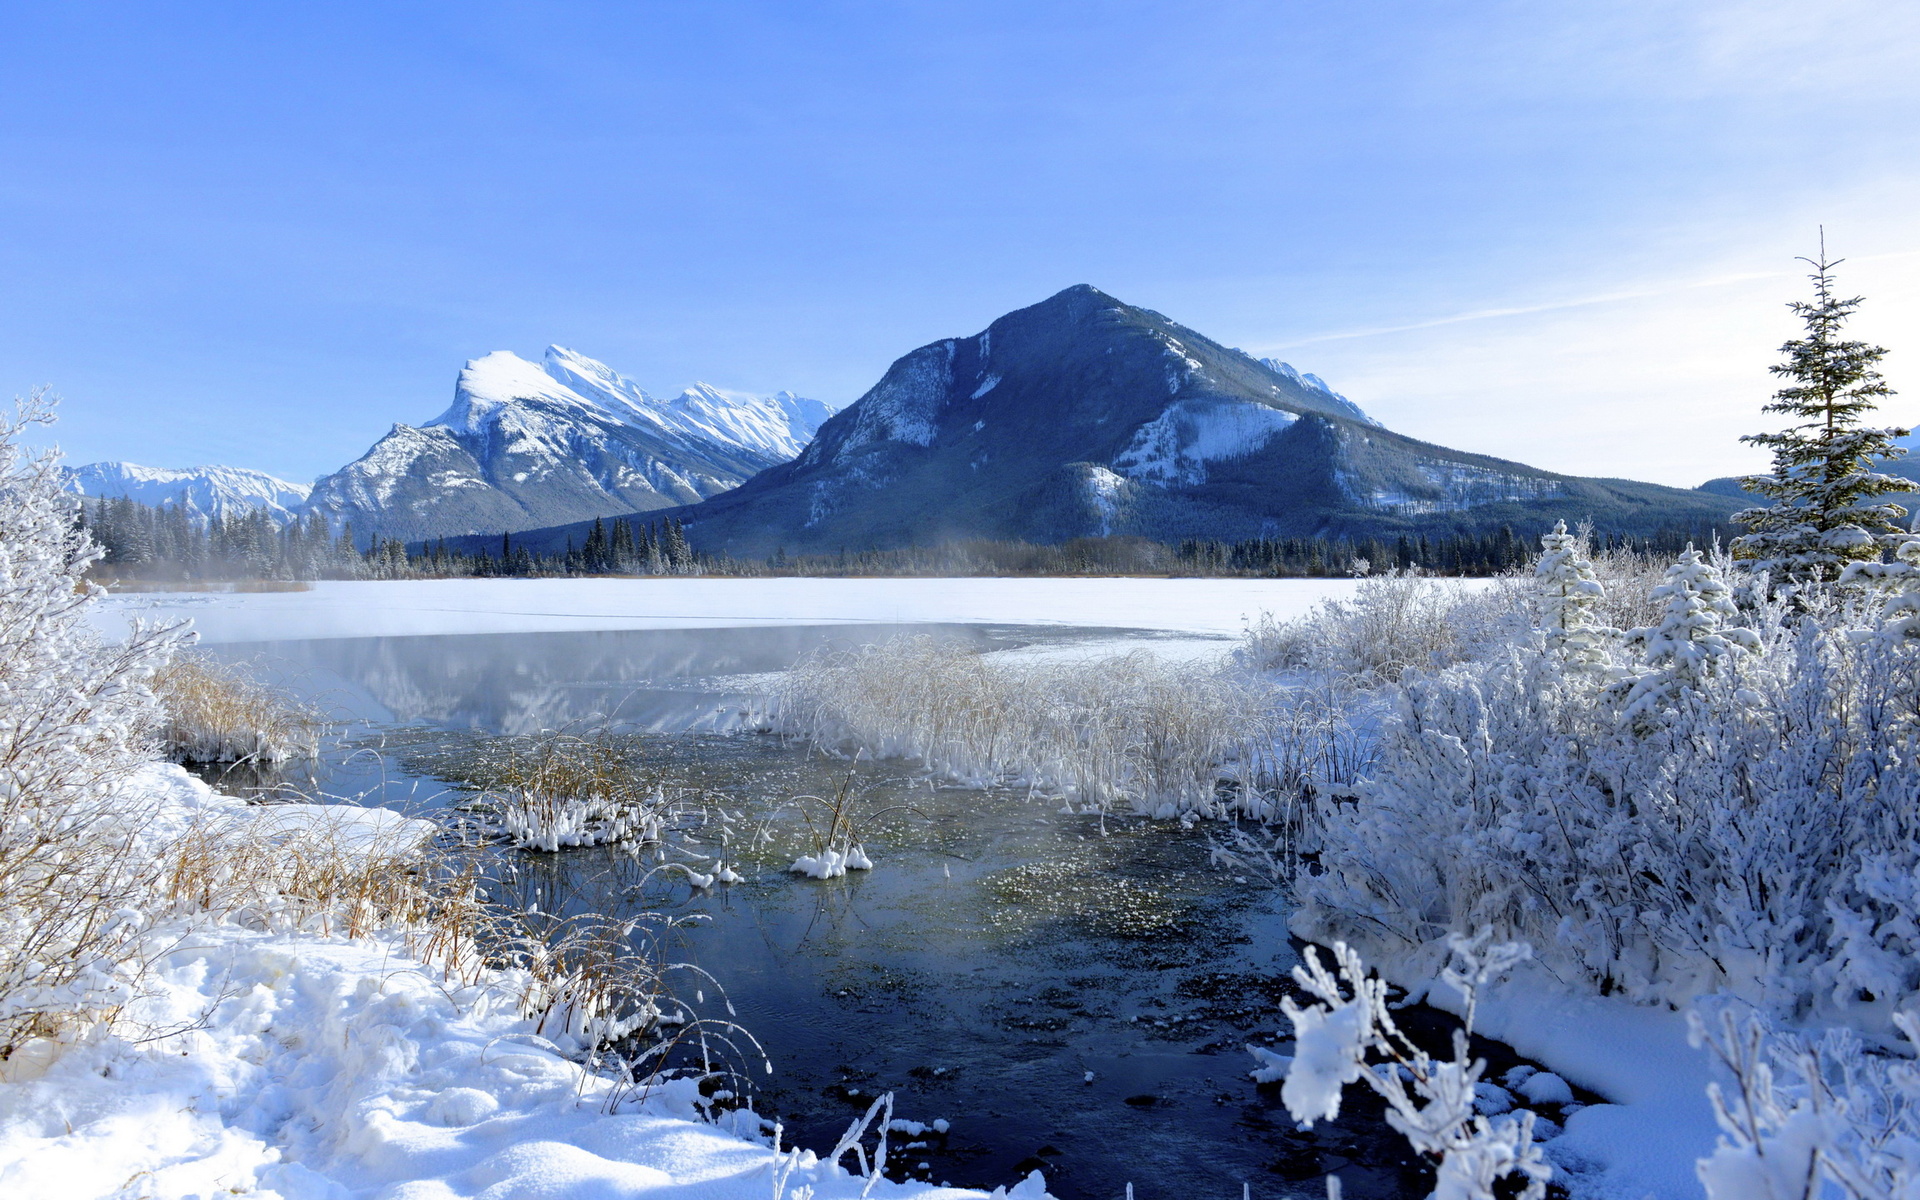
[
  {"x1": 62, "y1": 462, "x2": 310, "y2": 521},
  {"x1": 302, "y1": 347, "x2": 835, "y2": 543},
  {"x1": 457, "y1": 284, "x2": 1741, "y2": 559}
]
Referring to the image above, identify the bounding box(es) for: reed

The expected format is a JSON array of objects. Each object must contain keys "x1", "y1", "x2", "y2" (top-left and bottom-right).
[
  {"x1": 150, "y1": 654, "x2": 323, "y2": 764},
  {"x1": 776, "y1": 637, "x2": 1297, "y2": 816}
]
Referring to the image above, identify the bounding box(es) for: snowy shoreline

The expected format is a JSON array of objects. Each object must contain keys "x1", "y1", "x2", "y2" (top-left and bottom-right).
[{"x1": 0, "y1": 765, "x2": 1041, "y2": 1200}]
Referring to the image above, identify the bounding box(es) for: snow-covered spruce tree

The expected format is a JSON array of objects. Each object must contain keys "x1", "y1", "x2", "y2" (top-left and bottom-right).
[
  {"x1": 1533, "y1": 520, "x2": 1613, "y2": 677},
  {"x1": 1615, "y1": 546, "x2": 1759, "y2": 726},
  {"x1": 1733, "y1": 244, "x2": 1910, "y2": 583},
  {"x1": 0, "y1": 393, "x2": 186, "y2": 1051}
]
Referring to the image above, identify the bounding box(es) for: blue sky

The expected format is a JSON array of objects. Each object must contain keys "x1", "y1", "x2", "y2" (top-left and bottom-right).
[{"x1": 4, "y1": 1, "x2": 1917, "y2": 486}]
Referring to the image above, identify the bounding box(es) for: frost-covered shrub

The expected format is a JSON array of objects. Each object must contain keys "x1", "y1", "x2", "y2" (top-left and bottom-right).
[
  {"x1": 1844, "y1": 532, "x2": 1920, "y2": 643},
  {"x1": 1296, "y1": 551, "x2": 1920, "y2": 1036},
  {"x1": 150, "y1": 654, "x2": 322, "y2": 763},
  {"x1": 1240, "y1": 573, "x2": 1533, "y2": 685},
  {"x1": 1268, "y1": 933, "x2": 1551, "y2": 1199},
  {"x1": 1693, "y1": 999, "x2": 1920, "y2": 1200},
  {"x1": 0, "y1": 395, "x2": 187, "y2": 1049},
  {"x1": 778, "y1": 637, "x2": 1285, "y2": 816}
]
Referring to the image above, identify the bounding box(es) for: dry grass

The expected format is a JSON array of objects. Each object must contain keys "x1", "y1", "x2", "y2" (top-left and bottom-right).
[
  {"x1": 449, "y1": 730, "x2": 684, "y2": 851},
  {"x1": 1239, "y1": 572, "x2": 1536, "y2": 685},
  {"x1": 150, "y1": 654, "x2": 323, "y2": 764},
  {"x1": 777, "y1": 637, "x2": 1294, "y2": 817}
]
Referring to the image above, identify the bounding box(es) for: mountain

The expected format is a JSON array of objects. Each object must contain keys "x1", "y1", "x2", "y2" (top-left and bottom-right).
[
  {"x1": 62, "y1": 462, "x2": 310, "y2": 520},
  {"x1": 484, "y1": 285, "x2": 1737, "y2": 559},
  {"x1": 304, "y1": 347, "x2": 835, "y2": 543}
]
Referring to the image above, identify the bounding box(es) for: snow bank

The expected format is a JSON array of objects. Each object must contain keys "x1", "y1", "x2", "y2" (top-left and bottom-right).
[
  {"x1": 87, "y1": 577, "x2": 1368, "y2": 645},
  {"x1": 0, "y1": 928, "x2": 1014, "y2": 1200},
  {"x1": 0, "y1": 766, "x2": 1030, "y2": 1200},
  {"x1": 1418, "y1": 966, "x2": 1719, "y2": 1200}
]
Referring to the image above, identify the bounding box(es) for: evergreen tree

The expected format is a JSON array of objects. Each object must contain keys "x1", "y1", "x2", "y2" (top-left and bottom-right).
[
  {"x1": 1616, "y1": 546, "x2": 1759, "y2": 725},
  {"x1": 1733, "y1": 242, "x2": 1910, "y2": 582},
  {"x1": 1534, "y1": 520, "x2": 1613, "y2": 676}
]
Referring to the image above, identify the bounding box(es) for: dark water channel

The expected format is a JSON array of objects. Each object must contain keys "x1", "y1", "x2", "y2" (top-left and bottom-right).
[{"x1": 198, "y1": 625, "x2": 1469, "y2": 1200}]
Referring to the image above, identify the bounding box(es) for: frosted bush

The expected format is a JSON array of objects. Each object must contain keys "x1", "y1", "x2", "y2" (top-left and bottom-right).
[
  {"x1": 778, "y1": 637, "x2": 1289, "y2": 816},
  {"x1": 1844, "y1": 532, "x2": 1920, "y2": 643},
  {"x1": 1296, "y1": 538, "x2": 1920, "y2": 1036},
  {"x1": 1268, "y1": 932, "x2": 1551, "y2": 1199},
  {"x1": 1240, "y1": 572, "x2": 1533, "y2": 685},
  {"x1": 0, "y1": 395, "x2": 188, "y2": 1048},
  {"x1": 1693, "y1": 999, "x2": 1920, "y2": 1200}
]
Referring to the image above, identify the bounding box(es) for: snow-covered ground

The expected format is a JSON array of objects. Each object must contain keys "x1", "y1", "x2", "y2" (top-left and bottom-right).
[
  {"x1": 88, "y1": 577, "x2": 1366, "y2": 645},
  {"x1": 0, "y1": 766, "x2": 1035, "y2": 1200}
]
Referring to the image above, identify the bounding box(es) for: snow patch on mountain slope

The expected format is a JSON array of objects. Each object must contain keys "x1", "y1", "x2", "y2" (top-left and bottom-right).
[
  {"x1": 1081, "y1": 465, "x2": 1126, "y2": 535},
  {"x1": 836, "y1": 340, "x2": 954, "y2": 453},
  {"x1": 1348, "y1": 460, "x2": 1568, "y2": 515},
  {"x1": 1111, "y1": 399, "x2": 1298, "y2": 486},
  {"x1": 62, "y1": 463, "x2": 310, "y2": 520}
]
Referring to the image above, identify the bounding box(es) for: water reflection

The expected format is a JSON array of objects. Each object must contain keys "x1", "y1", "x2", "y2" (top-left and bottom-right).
[{"x1": 205, "y1": 623, "x2": 1088, "y2": 735}]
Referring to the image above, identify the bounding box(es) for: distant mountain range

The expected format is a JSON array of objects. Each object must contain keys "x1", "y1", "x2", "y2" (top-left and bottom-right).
[
  {"x1": 69, "y1": 348, "x2": 836, "y2": 543},
  {"x1": 300, "y1": 347, "x2": 835, "y2": 543},
  {"x1": 471, "y1": 285, "x2": 1745, "y2": 559},
  {"x1": 61, "y1": 462, "x2": 310, "y2": 521},
  {"x1": 94, "y1": 286, "x2": 1897, "y2": 559}
]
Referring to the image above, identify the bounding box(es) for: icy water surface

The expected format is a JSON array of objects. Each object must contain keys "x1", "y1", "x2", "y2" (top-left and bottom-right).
[{"x1": 197, "y1": 625, "x2": 1490, "y2": 1200}]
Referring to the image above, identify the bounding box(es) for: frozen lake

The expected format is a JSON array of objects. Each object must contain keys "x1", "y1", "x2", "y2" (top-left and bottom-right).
[{"x1": 90, "y1": 575, "x2": 1367, "y2": 645}]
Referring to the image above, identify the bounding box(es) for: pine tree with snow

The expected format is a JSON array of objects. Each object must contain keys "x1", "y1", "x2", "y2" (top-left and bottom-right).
[
  {"x1": 1733, "y1": 241, "x2": 1910, "y2": 582},
  {"x1": 1533, "y1": 520, "x2": 1613, "y2": 675},
  {"x1": 1617, "y1": 546, "x2": 1760, "y2": 724}
]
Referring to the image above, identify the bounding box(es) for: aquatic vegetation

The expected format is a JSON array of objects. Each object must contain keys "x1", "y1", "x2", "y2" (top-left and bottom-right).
[
  {"x1": 451, "y1": 729, "x2": 681, "y2": 852},
  {"x1": 783, "y1": 772, "x2": 907, "y2": 879},
  {"x1": 150, "y1": 653, "x2": 324, "y2": 764},
  {"x1": 777, "y1": 636, "x2": 1296, "y2": 816}
]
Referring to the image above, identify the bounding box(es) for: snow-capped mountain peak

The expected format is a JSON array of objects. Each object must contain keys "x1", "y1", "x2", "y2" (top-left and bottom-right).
[
  {"x1": 1257, "y1": 358, "x2": 1379, "y2": 426},
  {"x1": 306, "y1": 346, "x2": 838, "y2": 542},
  {"x1": 62, "y1": 462, "x2": 311, "y2": 520},
  {"x1": 431, "y1": 350, "x2": 616, "y2": 436}
]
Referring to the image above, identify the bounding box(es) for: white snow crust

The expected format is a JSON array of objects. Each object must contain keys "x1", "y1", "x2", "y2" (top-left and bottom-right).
[{"x1": 86, "y1": 577, "x2": 1366, "y2": 645}]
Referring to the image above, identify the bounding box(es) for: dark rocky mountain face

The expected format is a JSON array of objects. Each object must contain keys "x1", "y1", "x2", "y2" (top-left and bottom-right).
[{"x1": 602, "y1": 285, "x2": 1742, "y2": 558}]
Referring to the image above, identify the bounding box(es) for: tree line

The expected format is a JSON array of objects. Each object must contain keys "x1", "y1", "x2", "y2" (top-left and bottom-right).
[{"x1": 78, "y1": 492, "x2": 1736, "y2": 582}]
